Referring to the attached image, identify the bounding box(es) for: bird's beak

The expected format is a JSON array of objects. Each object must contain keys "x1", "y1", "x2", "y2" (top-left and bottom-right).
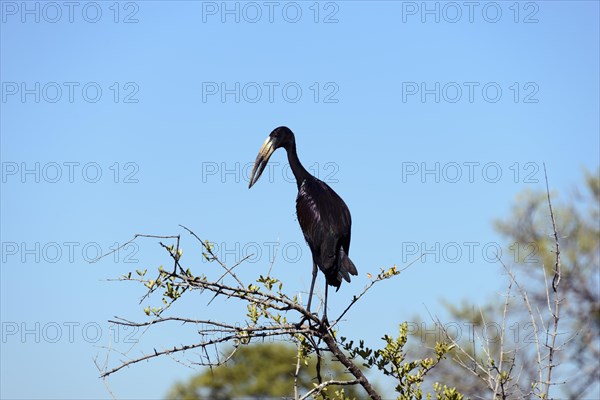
[{"x1": 248, "y1": 136, "x2": 276, "y2": 188}]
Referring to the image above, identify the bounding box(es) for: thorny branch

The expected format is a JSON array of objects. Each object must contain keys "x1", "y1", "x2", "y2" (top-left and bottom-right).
[
  {"x1": 331, "y1": 255, "x2": 423, "y2": 329},
  {"x1": 543, "y1": 164, "x2": 561, "y2": 292},
  {"x1": 542, "y1": 164, "x2": 562, "y2": 398},
  {"x1": 97, "y1": 226, "x2": 408, "y2": 399}
]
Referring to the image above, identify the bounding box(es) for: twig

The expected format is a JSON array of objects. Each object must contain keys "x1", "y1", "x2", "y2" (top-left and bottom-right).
[
  {"x1": 207, "y1": 254, "x2": 254, "y2": 306},
  {"x1": 93, "y1": 336, "x2": 117, "y2": 399},
  {"x1": 332, "y1": 255, "x2": 422, "y2": 329},
  {"x1": 159, "y1": 234, "x2": 182, "y2": 275},
  {"x1": 543, "y1": 164, "x2": 561, "y2": 292},
  {"x1": 100, "y1": 328, "x2": 313, "y2": 378},
  {"x1": 299, "y1": 379, "x2": 360, "y2": 400},
  {"x1": 493, "y1": 272, "x2": 514, "y2": 399},
  {"x1": 425, "y1": 306, "x2": 494, "y2": 390},
  {"x1": 109, "y1": 316, "x2": 305, "y2": 335},
  {"x1": 500, "y1": 259, "x2": 544, "y2": 395},
  {"x1": 542, "y1": 163, "x2": 562, "y2": 398},
  {"x1": 179, "y1": 224, "x2": 245, "y2": 287},
  {"x1": 89, "y1": 233, "x2": 180, "y2": 263},
  {"x1": 294, "y1": 340, "x2": 302, "y2": 400}
]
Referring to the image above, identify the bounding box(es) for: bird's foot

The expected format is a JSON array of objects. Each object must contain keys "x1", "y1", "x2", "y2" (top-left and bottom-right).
[{"x1": 295, "y1": 312, "x2": 320, "y2": 329}]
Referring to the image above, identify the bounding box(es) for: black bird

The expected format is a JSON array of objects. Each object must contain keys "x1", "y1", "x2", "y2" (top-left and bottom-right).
[{"x1": 248, "y1": 126, "x2": 357, "y2": 319}]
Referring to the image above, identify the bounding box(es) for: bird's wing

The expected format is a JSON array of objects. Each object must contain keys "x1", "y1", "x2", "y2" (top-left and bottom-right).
[
  {"x1": 314, "y1": 179, "x2": 351, "y2": 248},
  {"x1": 296, "y1": 178, "x2": 352, "y2": 258}
]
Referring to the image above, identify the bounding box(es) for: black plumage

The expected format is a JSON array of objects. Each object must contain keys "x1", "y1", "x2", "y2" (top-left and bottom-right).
[
  {"x1": 248, "y1": 126, "x2": 357, "y2": 316},
  {"x1": 296, "y1": 178, "x2": 356, "y2": 288}
]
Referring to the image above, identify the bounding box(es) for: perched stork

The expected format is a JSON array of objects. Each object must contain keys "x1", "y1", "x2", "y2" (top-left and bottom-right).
[{"x1": 248, "y1": 126, "x2": 357, "y2": 319}]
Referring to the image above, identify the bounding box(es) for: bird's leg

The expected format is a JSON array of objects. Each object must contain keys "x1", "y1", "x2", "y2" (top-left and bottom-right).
[
  {"x1": 297, "y1": 262, "x2": 318, "y2": 328},
  {"x1": 322, "y1": 283, "x2": 329, "y2": 325},
  {"x1": 306, "y1": 261, "x2": 318, "y2": 314}
]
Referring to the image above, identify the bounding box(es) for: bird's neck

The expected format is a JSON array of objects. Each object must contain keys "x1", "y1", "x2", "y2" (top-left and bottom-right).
[{"x1": 286, "y1": 143, "x2": 311, "y2": 190}]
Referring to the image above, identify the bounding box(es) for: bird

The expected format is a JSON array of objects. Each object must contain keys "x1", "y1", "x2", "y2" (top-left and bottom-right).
[{"x1": 248, "y1": 126, "x2": 357, "y2": 320}]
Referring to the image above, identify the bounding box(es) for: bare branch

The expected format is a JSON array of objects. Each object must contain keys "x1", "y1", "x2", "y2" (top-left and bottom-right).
[
  {"x1": 179, "y1": 224, "x2": 244, "y2": 287},
  {"x1": 294, "y1": 340, "x2": 302, "y2": 400},
  {"x1": 543, "y1": 164, "x2": 561, "y2": 292},
  {"x1": 100, "y1": 328, "x2": 313, "y2": 378},
  {"x1": 89, "y1": 233, "x2": 180, "y2": 264},
  {"x1": 332, "y1": 256, "x2": 421, "y2": 329},
  {"x1": 500, "y1": 259, "x2": 544, "y2": 394},
  {"x1": 542, "y1": 164, "x2": 563, "y2": 398},
  {"x1": 299, "y1": 379, "x2": 360, "y2": 400},
  {"x1": 93, "y1": 337, "x2": 117, "y2": 400}
]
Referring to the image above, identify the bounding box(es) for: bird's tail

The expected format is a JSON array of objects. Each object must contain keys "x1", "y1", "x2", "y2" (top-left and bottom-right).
[{"x1": 338, "y1": 247, "x2": 358, "y2": 284}]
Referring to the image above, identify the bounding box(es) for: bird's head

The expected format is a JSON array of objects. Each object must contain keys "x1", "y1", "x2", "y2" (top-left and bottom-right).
[{"x1": 248, "y1": 126, "x2": 295, "y2": 188}]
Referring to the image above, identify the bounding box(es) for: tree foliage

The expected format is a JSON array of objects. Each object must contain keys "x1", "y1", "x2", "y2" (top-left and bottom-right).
[{"x1": 407, "y1": 168, "x2": 599, "y2": 399}]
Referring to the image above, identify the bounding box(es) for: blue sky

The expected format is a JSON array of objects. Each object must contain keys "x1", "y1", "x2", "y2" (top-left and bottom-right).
[{"x1": 1, "y1": 1, "x2": 599, "y2": 398}]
